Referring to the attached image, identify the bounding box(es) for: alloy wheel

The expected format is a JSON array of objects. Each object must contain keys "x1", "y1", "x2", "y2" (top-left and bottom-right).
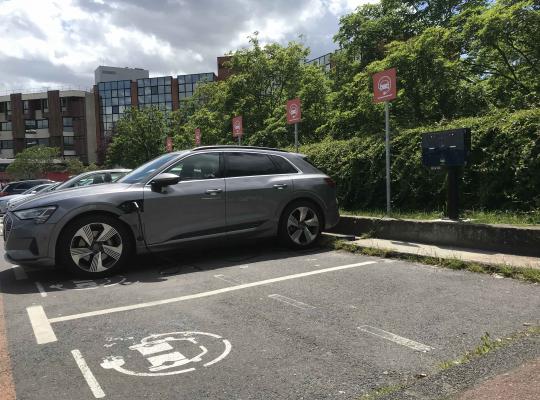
[
  {"x1": 286, "y1": 206, "x2": 320, "y2": 245},
  {"x1": 69, "y1": 223, "x2": 123, "y2": 272}
]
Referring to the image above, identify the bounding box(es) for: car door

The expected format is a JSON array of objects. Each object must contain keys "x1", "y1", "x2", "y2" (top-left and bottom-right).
[
  {"x1": 143, "y1": 152, "x2": 226, "y2": 245},
  {"x1": 224, "y1": 152, "x2": 293, "y2": 232}
]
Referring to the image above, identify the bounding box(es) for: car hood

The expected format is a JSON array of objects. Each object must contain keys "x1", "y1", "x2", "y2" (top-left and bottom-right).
[
  {"x1": 0, "y1": 194, "x2": 25, "y2": 203},
  {"x1": 9, "y1": 183, "x2": 137, "y2": 211}
]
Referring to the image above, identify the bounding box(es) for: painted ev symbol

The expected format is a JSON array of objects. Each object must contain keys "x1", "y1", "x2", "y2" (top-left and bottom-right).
[{"x1": 100, "y1": 332, "x2": 232, "y2": 377}]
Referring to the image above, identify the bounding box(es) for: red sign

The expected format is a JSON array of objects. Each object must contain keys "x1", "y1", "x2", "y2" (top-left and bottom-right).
[
  {"x1": 232, "y1": 115, "x2": 243, "y2": 137},
  {"x1": 373, "y1": 68, "x2": 397, "y2": 103},
  {"x1": 195, "y1": 128, "x2": 201, "y2": 146},
  {"x1": 286, "y1": 98, "x2": 302, "y2": 124},
  {"x1": 166, "y1": 136, "x2": 173, "y2": 152}
]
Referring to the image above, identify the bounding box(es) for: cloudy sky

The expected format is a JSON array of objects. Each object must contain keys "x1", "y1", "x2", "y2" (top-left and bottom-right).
[{"x1": 0, "y1": 0, "x2": 374, "y2": 93}]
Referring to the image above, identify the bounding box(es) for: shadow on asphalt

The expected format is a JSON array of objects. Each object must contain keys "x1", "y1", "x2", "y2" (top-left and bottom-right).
[{"x1": 0, "y1": 237, "x2": 333, "y2": 295}]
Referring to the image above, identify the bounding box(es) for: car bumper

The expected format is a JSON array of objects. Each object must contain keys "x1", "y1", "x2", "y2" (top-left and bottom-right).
[{"x1": 3, "y1": 212, "x2": 56, "y2": 267}]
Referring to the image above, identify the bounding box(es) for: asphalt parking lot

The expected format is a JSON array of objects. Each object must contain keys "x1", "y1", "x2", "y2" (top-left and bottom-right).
[{"x1": 1, "y1": 235, "x2": 539, "y2": 400}]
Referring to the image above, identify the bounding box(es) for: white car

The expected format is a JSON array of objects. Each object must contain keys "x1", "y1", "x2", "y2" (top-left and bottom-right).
[{"x1": 0, "y1": 183, "x2": 57, "y2": 214}]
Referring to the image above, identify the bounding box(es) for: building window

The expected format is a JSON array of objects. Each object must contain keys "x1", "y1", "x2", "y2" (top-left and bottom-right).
[
  {"x1": 63, "y1": 136, "x2": 75, "y2": 150},
  {"x1": 63, "y1": 117, "x2": 73, "y2": 132},
  {"x1": 25, "y1": 120, "x2": 36, "y2": 130},
  {"x1": 23, "y1": 100, "x2": 29, "y2": 111},
  {"x1": 37, "y1": 119, "x2": 49, "y2": 129},
  {"x1": 61, "y1": 97, "x2": 68, "y2": 111},
  {"x1": 25, "y1": 119, "x2": 49, "y2": 130},
  {"x1": 0, "y1": 140, "x2": 13, "y2": 149},
  {"x1": 25, "y1": 138, "x2": 49, "y2": 148},
  {"x1": 178, "y1": 73, "x2": 215, "y2": 103},
  {"x1": 0, "y1": 122, "x2": 12, "y2": 131},
  {"x1": 99, "y1": 79, "x2": 132, "y2": 137},
  {"x1": 137, "y1": 76, "x2": 172, "y2": 110},
  {"x1": 42, "y1": 99, "x2": 48, "y2": 112}
]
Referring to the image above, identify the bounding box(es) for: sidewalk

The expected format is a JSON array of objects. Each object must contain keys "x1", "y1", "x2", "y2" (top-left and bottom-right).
[
  {"x1": 349, "y1": 237, "x2": 540, "y2": 270},
  {"x1": 455, "y1": 358, "x2": 539, "y2": 400}
]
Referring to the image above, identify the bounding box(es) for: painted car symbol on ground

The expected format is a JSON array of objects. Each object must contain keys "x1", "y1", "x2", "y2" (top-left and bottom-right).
[
  {"x1": 101, "y1": 332, "x2": 232, "y2": 376},
  {"x1": 47, "y1": 276, "x2": 131, "y2": 291}
]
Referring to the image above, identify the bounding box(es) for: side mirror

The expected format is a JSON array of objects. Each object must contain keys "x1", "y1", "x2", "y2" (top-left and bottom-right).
[{"x1": 150, "y1": 173, "x2": 180, "y2": 192}]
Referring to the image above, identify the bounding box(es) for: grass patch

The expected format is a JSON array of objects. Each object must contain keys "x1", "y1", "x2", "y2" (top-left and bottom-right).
[
  {"x1": 340, "y1": 208, "x2": 540, "y2": 226},
  {"x1": 330, "y1": 239, "x2": 540, "y2": 284},
  {"x1": 438, "y1": 327, "x2": 540, "y2": 370},
  {"x1": 359, "y1": 384, "x2": 405, "y2": 400}
]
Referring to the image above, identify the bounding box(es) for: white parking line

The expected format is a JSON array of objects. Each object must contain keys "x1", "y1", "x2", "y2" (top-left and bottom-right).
[
  {"x1": 214, "y1": 274, "x2": 243, "y2": 285},
  {"x1": 46, "y1": 260, "x2": 377, "y2": 324},
  {"x1": 268, "y1": 294, "x2": 315, "y2": 310},
  {"x1": 358, "y1": 325, "x2": 434, "y2": 352},
  {"x1": 11, "y1": 264, "x2": 27, "y2": 280},
  {"x1": 34, "y1": 281, "x2": 47, "y2": 297},
  {"x1": 71, "y1": 349, "x2": 106, "y2": 398},
  {"x1": 26, "y1": 305, "x2": 57, "y2": 344}
]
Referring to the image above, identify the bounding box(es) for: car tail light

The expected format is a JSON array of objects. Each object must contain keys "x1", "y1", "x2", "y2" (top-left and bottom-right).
[
  {"x1": 324, "y1": 177, "x2": 336, "y2": 188},
  {"x1": 0, "y1": 192, "x2": 6, "y2": 197}
]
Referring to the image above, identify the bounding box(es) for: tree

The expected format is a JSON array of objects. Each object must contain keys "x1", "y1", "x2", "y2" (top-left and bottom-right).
[
  {"x1": 6, "y1": 146, "x2": 59, "y2": 180},
  {"x1": 106, "y1": 106, "x2": 169, "y2": 168},
  {"x1": 457, "y1": 0, "x2": 540, "y2": 108},
  {"x1": 65, "y1": 158, "x2": 85, "y2": 175},
  {"x1": 178, "y1": 35, "x2": 332, "y2": 148}
]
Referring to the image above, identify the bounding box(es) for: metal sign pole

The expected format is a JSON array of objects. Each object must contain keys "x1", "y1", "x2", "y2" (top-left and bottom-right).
[
  {"x1": 294, "y1": 123, "x2": 298, "y2": 153},
  {"x1": 238, "y1": 135, "x2": 241, "y2": 146},
  {"x1": 385, "y1": 101, "x2": 391, "y2": 216}
]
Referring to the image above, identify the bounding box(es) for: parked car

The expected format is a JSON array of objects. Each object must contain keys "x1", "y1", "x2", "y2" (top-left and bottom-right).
[
  {"x1": 55, "y1": 169, "x2": 131, "y2": 189},
  {"x1": 3, "y1": 147, "x2": 339, "y2": 277},
  {"x1": 0, "y1": 183, "x2": 58, "y2": 214},
  {"x1": 0, "y1": 179, "x2": 55, "y2": 197},
  {"x1": 5, "y1": 170, "x2": 130, "y2": 212}
]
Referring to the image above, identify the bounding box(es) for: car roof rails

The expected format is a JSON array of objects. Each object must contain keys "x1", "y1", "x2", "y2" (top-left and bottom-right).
[{"x1": 191, "y1": 145, "x2": 288, "y2": 153}]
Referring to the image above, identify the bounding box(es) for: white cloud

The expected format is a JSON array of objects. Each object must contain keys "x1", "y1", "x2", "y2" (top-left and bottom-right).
[{"x1": 0, "y1": 0, "x2": 379, "y2": 92}]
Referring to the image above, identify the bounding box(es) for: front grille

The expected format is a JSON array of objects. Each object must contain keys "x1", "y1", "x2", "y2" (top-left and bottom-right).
[{"x1": 3, "y1": 214, "x2": 12, "y2": 241}]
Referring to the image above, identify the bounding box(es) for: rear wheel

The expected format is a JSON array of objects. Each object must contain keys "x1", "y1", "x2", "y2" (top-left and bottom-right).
[
  {"x1": 57, "y1": 215, "x2": 133, "y2": 277},
  {"x1": 279, "y1": 200, "x2": 322, "y2": 249}
]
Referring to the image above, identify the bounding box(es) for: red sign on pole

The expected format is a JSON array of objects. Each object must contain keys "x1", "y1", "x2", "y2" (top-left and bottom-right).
[
  {"x1": 166, "y1": 136, "x2": 173, "y2": 152},
  {"x1": 232, "y1": 115, "x2": 243, "y2": 137},
  {"x1": 373, "y1": 68, "x2": 397, "y2": 103},
  {"x1": 286, "y1": 98, "x2": 302, "y2": 124},
  {"x1": 194, "y1": 128, "x2": 201, "y2": 146}
]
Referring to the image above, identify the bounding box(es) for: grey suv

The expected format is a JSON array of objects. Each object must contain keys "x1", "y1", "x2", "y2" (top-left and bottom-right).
[{"x1": 4, "y1": 146, "x2": 339, "y2": 277}]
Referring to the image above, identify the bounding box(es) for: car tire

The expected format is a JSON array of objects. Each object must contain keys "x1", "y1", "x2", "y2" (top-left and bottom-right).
[
  {"x1": 57, "y1": 214, "x2": 133, "y2": 277},
  {"x1": 279, "y1": 200, "x2": 322, "y2": 249}
]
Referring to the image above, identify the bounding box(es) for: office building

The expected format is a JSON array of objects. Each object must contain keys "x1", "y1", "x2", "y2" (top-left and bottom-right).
[
  {"x1": 306, "y1": 52, "x2": 333, "y2": 72},
  {"x1": 94, "y1": 66, "x2": 149, "y2": 84},
  {"x1": 0, "y1": 89, "x2": 97, "y2": 164}
]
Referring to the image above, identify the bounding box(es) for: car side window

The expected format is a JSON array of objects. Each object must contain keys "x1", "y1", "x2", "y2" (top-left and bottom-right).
[
  {"x1": 270, "y1": 155, "x2": 299, "y2": 174},
  {"x1": 165, "y1": 153, "x2": 221, "y2": 181},
  {"x1": 16, "y1": 182, "x2": 33, "y2": 190},
  {"x1": 225, "y1": 152, "x2": 279, "y2": 177}
]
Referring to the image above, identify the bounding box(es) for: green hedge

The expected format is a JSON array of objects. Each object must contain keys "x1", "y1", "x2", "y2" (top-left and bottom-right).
[{"x1": 300, "y1": 109, "x2": 540, "y2": 211}]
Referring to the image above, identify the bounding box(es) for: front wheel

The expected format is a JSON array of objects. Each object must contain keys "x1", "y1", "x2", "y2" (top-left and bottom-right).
[
  {"x1": 279, "y1": 201, "x2": 322, "y2": 249},
  {"x1": 57, "y1": 215, "x2": 133, "y2": 277}
]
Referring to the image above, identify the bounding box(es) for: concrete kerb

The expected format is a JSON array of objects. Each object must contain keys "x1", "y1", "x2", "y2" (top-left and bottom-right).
[{"x1": 330, "y1": 215, "x2": 540, "y2": 257}]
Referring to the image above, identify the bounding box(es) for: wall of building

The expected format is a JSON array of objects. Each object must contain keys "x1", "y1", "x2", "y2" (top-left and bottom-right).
[{"x1": 95, "y1": 66, "x2": 149, "y2": 84}]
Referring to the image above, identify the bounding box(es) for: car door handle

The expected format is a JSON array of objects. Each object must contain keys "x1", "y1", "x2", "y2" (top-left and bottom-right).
[
  {"x1": 205, "y1": 188, "x2": 223, "y2": 195},
  {"x1": 273, "y1": 184, "x2": 288, "y2": 190}
]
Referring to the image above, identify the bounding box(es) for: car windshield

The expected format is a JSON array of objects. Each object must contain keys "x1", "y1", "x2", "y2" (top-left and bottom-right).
[
  {"x1": 21, "y1": 184, "x2": 52, "y2": 195},
  {"x1": 119, "y1": 153, "x2": 183, "y2": 184}
]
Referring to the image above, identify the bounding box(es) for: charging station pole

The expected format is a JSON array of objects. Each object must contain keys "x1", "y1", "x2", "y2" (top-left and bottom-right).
[
  {"x1": 372, "y1": 68, "x2": 397, "y2": 217},
  {"x1": 385, "y1": 101, "x2": 391, "y2": 215}
]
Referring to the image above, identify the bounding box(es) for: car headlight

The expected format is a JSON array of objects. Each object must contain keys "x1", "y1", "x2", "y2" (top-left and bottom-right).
[{"x1": 13, "y1": 206, "x2": 57, "y2": 223}]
